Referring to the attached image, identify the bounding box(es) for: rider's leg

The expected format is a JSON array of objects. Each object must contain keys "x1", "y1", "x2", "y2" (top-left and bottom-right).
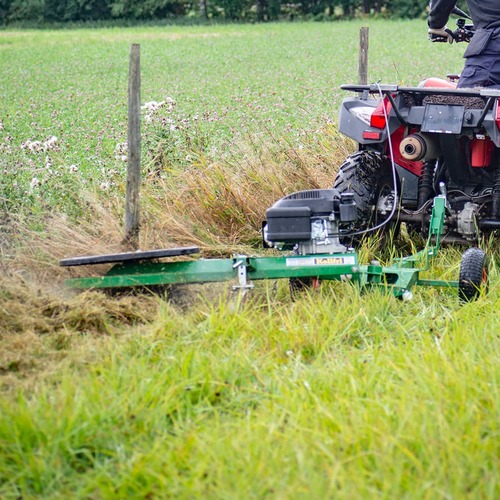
[{"x1": 458, "y1": 30, "x2": 500, "y2": 89}]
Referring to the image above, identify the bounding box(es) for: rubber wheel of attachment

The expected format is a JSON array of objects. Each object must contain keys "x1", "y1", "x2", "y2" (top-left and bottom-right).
[
  {"x1": 289, "y1": 277, "x2": 320, "y2": 297},
  {"x1": 458, "y1": 248, "x2": 488, "y2": 302}
]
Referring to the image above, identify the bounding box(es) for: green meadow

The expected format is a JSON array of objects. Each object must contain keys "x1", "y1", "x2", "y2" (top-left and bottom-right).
[
  {"x1": 0, "y1": 21, "x2": 498, "y2": 498},
  {"x1": 0, "y1": 20, "x2": 464, "y2": 216}
]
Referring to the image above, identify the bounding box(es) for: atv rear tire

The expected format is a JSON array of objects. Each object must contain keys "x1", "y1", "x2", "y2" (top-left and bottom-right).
[
  {"x1": 334, "y1": 150, "x2": 399, "y2": 243},
  {"x1": 458, "y1": 248, "x2": 488, "y2": 302}
]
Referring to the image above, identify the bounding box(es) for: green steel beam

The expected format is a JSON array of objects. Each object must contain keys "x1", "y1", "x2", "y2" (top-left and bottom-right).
[
  {"x1": 65, "y1": 253, "x2": 360, "y2": 290},
  {"x1": 417, "y1": 279, "x2": 459, "y2": 288},
  {"x1": 63, "y1": 196, "x2": 456, "y2": 298}
]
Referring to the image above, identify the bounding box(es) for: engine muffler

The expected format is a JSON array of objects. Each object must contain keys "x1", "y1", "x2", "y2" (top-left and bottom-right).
[{"x1": 400, "y1": 133, "x2": 440, "y2": 161}]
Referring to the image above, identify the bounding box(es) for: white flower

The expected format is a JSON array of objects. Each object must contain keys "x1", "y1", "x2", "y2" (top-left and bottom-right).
[
  {"x1": 69, "y1": 164, "x2": 78, "y2": 173},
  {"x1": 141, "y1": 97, "x2": 176, "y2": 124},
  {"x1": 43, "y1": 136, "x2": 58, "y2": 151},
  {"x1": 21, "y1": 136, "x2": 58, "y2": 153},
  {"x1": 29, "y1": 177, "x2": 41, "y2": 191},
  {"x1": 114, "y1": 142, "x2": 128, "y2": 161},
  {"x1": 21, "y1": 140, "x2": 42, "y2": 152}
]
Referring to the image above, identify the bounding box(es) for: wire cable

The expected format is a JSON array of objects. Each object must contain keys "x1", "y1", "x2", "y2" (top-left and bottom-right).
[{"x1": 343, "y1": 83, "x2": 399, "y2": 238}]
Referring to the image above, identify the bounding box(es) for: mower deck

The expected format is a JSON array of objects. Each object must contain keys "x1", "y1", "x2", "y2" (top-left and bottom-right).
[
  {"x1": 61, "y1": 196, "x2": 468, "y2": 300},
  {"x1": 61, "y1": 248, "x2": 458, "y2": 299},
  {"x1": 59, "y1": 246, "x2": 200, "y2": 266}
]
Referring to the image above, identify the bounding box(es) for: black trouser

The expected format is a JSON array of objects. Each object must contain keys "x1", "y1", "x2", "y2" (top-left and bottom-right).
[{"x1": 458, "y1": 28, "x2": 500, "y2": 89}]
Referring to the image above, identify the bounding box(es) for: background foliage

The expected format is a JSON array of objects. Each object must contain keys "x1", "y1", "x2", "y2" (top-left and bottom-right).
[
  {"x1": 0, "y1": 0, "x2": 463, "y2": 24},
  {"x1": 0, "y1": 21, "x2": 466, "y2": 226}
]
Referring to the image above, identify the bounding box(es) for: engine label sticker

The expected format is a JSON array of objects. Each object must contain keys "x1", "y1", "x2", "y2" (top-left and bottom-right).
[{"x1": 286, "y1": 256, "x2": 356, "y2": 267}]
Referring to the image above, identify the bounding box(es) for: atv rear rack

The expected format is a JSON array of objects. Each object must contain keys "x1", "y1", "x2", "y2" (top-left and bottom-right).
[{"x1": 341, "y1": 84, "x2": 500, "y2": 98}]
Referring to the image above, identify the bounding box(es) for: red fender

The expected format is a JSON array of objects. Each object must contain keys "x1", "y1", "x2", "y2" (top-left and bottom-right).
[{"x1": 419, "y1": 77, "x2": 457, "y2": 89}]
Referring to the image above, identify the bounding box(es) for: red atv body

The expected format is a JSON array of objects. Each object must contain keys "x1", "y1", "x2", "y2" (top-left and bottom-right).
[{"x1": 335, "y1": 20, "x2": 500, "y2": 244}]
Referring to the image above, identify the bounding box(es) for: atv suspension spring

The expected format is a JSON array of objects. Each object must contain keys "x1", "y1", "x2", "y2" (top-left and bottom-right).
[
  {"x1": 492, "y1": 168, "x2": 500, "y2": 218},
  {"x1": 417, "y1": 161, "x2": 436, "y2": 209}
]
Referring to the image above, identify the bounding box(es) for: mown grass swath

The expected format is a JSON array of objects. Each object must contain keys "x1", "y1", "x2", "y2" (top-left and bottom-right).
[
  {"x1": 0, "y1": 286, "x2": 499, "y2": 497},
  {"x1": 0, "y1": 21, "x2": 499, "y2": 498}
]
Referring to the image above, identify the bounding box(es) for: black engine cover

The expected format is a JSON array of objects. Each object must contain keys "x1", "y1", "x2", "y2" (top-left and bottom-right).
[
  {"x1": 265, "y1": 189, "x2": 345, "y2": 243},
  {"x1": 265, "y1": 206, "x2": 311, "y2": 242}
]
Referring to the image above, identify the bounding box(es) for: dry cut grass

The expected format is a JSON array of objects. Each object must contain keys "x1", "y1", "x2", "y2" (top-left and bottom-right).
[{"x1": 0, "y1": 271, "x2": 160, "y2": 393}]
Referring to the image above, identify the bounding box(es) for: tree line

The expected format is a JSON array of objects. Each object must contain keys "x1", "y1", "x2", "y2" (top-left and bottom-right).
[{"x1": 0, "y1": 0, "x2": 430, "y2": 24}]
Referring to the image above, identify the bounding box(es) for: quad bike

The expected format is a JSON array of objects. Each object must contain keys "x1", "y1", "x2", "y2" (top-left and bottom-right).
[{"x1": 335, "y1": 14, "x2": 500, "y2": 246}]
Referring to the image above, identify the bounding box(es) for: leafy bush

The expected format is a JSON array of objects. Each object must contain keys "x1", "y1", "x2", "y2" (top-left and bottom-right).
[
  {"x1": 0, "y1": 0, "x2": 434, "y2": 24},
  {"x1": 387, "y1": 0, "x2": 428, "y2": 19}
]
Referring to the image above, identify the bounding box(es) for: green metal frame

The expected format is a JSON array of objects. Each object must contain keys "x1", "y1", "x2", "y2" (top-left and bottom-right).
[{"x1": 65, "y1": 195, "x2": 458, "y2": 298}]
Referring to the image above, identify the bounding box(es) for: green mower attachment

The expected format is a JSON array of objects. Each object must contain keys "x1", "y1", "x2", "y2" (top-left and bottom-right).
[{"x1": 60, "y1": 195, "x2": 488, "y2": 302}]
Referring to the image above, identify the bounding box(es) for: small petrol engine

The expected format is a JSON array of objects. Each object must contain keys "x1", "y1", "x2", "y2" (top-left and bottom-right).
[{"x1": 263, "y1": 189, "x2": 357, "y2": 254}]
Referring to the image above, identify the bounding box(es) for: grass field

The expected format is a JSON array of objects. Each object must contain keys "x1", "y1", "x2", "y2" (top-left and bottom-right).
[
  {"x1": 1, "y1": 20, "x2": 464, "y2": 219},
  {"x1": 1, "y1": 20, "x2": 499, "y2": 498}
]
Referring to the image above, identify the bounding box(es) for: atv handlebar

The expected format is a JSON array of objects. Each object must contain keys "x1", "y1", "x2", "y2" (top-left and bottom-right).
[
  {"x1": 429, "y1": 18, "x2": 474, "y2": 44},
  {"x1": 451, "y1": 6, "x2": 471, "y2": 21},
  {"x1": 452, "y1": 19, "x2": 474, "y2": 43}
]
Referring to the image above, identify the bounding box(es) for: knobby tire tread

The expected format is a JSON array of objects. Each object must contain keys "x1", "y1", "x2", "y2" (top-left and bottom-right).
[
  {"x1": 334, "y1": 150, "x2": 397, "y2": 242},
  {"x1": 458, "y1": 247, "x2": 488, "y2": 302}
]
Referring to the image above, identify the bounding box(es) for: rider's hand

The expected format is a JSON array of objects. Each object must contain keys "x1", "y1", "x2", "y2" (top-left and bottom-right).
[{"x1": 428, "y1": 26, "x2": 454, "y2": 44}]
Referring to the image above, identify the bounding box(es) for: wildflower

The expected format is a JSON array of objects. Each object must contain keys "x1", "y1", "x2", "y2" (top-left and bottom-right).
[
  {"x1": 114, "y1": 142, "x2": 128, "y2": 161},
  {"x1": 0, "y1": 143, "x2": 12, "y2": 154},
  {"x1": 43, "y1": 136, "x2": 58, "y2": 151},
  {"x1": 29, "y1": 177, "x2": 41, "y2": 191},
  {"x1": 69, "y1": 164, "x2": 78, "y2": 173},
  {"x1": 21, "y1": 140, "x2": 43, "y2": 152},
  {"x1": 20, "y1": 136, "x2": 58, "y2": 153},
  {"x1": 142, "y1": 97, "x2": 176, "y2": 124}
]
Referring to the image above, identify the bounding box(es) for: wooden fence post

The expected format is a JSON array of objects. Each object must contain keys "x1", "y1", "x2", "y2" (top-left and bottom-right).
[
  {"x1": 358, "y1": 27, "x2": 369, "y2": 86},
  {"x1": 124, "y1": 43, "x2": 141, "y2": 249}
]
